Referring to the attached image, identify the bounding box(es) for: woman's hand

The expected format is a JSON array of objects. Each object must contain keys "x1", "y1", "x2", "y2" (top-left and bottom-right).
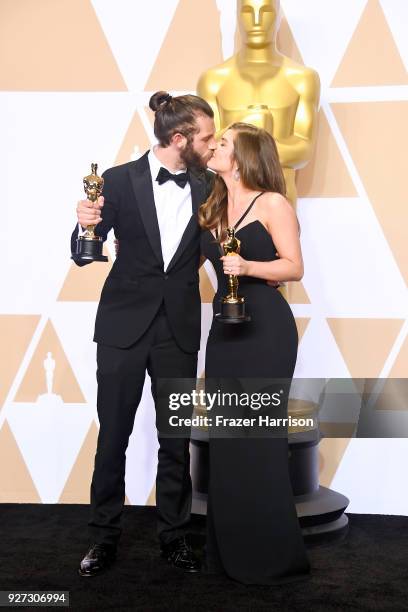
[
  {"x1": 220, "y1": 250, "x2": 284, "y2": 287},
  {"x1": 267, "y1": 280, "x2": 285, "y2": 288},
  {"x1": 220, "y1": 254, "x2": 250, "y2": 276}
]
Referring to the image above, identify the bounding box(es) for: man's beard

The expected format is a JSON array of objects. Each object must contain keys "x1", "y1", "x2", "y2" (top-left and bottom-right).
[{"x1": 180, "y1": 139, "x2": 207, "y2": 171}]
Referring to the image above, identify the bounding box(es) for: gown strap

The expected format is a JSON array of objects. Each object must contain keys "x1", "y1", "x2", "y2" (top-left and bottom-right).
[{"x1": 215, "y1": 191, "x2": 264, "y2": 240}]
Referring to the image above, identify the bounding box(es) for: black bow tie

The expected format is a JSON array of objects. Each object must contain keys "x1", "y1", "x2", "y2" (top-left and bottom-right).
[{"x1": 156, "y1": 166, "x2": 188, "y2": 189}]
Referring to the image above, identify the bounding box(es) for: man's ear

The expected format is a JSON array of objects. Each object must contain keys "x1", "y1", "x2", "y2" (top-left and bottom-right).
[{"x1": 171, "y1": 132, "x2": 187, "y2": 149}]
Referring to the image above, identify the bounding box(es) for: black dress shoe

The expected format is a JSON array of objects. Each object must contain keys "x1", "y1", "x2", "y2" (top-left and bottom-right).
[
  {"x1": 78, "y1": 543, "x2": 116, "y2": 577},
  {"x1": 160, "y1": 535, "x2": 201, "y2": 573}
]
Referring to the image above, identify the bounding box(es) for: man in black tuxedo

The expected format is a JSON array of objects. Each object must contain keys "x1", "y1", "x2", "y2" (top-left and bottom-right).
[{"x1": 72, "y1": 91, "x2": 216, "y2": 576}]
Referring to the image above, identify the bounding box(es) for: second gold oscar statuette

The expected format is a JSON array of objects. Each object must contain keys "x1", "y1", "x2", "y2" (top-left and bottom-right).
[{"x1": 215, "y1": 227, "x2": 251, "y2": 324}]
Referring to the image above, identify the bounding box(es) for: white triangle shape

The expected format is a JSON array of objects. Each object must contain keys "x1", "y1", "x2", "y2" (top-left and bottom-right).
[
  {"x1": 297, "y1": 197, "x2": 408, "y2": 317},
  {"x1": 51, "y1": 304, "x2": 99, "y2": 407},
  {"x1": 281, "y1": 0, "x2": 368, "y2": 87},
  {"x1": 294, "y1": 317, "x2": 351, "y2": 378},
  {"x1": 91, "y1": 0, "x2": 179, "y2": 91},
  {"x1": 8, "y1": 399, "x2": 94, "y2": 502},
  {"x1": 380, "y1": 0, "x2": 408, "y2": 71},
  {"x1": 125, "y1": 377, "x2": 159, "y2": 505},
  {"x1": 332, "y1": 438, "x2": 408, "y2": 514},
  {"x1": 0, "y1": 92, "x2": 139, "y2": 314}
]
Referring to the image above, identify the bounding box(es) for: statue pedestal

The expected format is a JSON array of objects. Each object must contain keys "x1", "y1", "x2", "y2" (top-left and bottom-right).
[{"x1": 190, "y1": 427, "x2": 349, "y2": 542}]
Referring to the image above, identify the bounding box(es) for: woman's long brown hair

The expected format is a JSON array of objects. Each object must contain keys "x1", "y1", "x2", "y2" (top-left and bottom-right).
[{"x1": 198, "y1": 122, "x2": 287, "y2": 243}]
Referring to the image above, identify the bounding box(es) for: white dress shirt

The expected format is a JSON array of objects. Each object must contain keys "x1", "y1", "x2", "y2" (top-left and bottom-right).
[{"x1": 148, "y1": 147, "x2": 192, "y2": 271}]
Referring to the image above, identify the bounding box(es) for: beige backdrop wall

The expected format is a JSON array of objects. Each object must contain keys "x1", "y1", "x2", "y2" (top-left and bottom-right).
[{"x1": 0, "y1": 0, "x2": 407, "y2": 513}]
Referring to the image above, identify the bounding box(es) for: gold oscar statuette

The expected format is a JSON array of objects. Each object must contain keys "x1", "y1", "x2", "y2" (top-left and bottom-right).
[
  {"x1": 215, "y1": 228, "x2": 251, "y2": 324},
  {"x1": 71, "y1": 163, "x2": 108, "y2": 263}
]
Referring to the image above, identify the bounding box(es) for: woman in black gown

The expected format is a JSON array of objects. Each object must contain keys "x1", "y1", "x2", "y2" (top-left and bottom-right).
[{"x1": 198, "y1": 123, "x2": 310, "y2": 585}]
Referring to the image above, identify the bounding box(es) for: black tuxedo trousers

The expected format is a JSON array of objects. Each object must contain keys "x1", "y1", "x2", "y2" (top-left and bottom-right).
[
  {"x1": 71, "y1": 153, "x2": 213, "y2": 546},
  {"x1": 91, "y1": 303, "x2": 197, "y2": 546}
]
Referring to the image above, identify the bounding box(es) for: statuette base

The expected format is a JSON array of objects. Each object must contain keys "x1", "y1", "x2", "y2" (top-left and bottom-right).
[
  {"x1": 215, "y1": 300, "x2": 251, "y2": 324},
  {"x1": 72, "y1": 235, "x2": 108, "y2": 263}
]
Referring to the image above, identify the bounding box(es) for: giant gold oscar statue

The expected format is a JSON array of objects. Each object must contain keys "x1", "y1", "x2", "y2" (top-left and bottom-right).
[
  {"x1": 192, "y1": 0, "x2": 349, "y2": 537},
  {"x1": 197, "y1": 0, "x2": 320, "y2": 211}
]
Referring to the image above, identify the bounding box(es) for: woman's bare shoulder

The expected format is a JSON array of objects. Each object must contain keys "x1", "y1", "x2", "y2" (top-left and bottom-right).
[{"x1": 258, "y1": 191, "x2": 293, "y2": 213}]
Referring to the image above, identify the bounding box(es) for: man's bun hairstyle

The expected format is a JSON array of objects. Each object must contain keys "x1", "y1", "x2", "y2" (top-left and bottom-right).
[
  {"x1": 148, "y1": 90, "x2": 214, "y2": 147},
  {"x1": 149, "y1": 91, "x2": 173, "y2": 112}
]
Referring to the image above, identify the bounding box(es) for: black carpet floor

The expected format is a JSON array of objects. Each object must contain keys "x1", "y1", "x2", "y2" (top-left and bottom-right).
[{"x1": 0, "y1": 504, "x2": 407, "y2": 611}]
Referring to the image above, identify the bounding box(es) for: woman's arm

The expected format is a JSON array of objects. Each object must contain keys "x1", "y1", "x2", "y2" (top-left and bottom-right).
[{"x1": 220, "y1": 194, "x2": 304, "y2": 282}]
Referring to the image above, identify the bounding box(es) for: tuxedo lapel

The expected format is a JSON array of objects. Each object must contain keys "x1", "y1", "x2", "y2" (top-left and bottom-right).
[
  {"x1": 128, "y1": 152, "x2": 164, "y2": 269},
  {"x1": 165, "y1": 170, "x2": 206, "y2": 273},
  {"x1": 189, "y1": 169, "x2": 206, "y2": 217}
]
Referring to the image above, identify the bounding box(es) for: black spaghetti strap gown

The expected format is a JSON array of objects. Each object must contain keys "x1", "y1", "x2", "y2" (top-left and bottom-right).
[{"x1": 200, "y1": 193, "x2": 311, "y2": 585}]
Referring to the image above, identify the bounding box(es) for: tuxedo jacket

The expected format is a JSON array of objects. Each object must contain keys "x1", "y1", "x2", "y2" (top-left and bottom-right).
[{"x1": 71, "y1": 151, "x2": 214, "y2": 353}]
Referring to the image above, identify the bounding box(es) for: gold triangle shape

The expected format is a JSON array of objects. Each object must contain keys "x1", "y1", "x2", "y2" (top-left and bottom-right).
[
  {"x1": 0, "y1": 0, "x2": 127, "y2": 91},
  {"x1": 295, "y1": 318, "x2": 310, "y2": 344},
  {"x1": 389, "y1": 334, "x2": 408, "y2": 378},
  {"x1": 14, "y1": 319, "x2": 86, "y2": 403},
  {"x1": 332, "y1": 0, "x2": 408, "y2": 87},
  {"x1": 114, "y1": 111, "x2": 151, "y2": 166},
  {"x1": 287, "y1": 281, "x2": 311, "y2": 305},
  {"x1": 59, "y1": 421, "x2": 98, "y2": 503},
  {"x1": 0, "y1": 315, "x2": 40, "y2": 410},
  {"x1": 145, "y1": 0, "x2": 223, "y2": 91},
  {"x1": 371, "y1": 378, "x2": 408, "y2": 411},
  {"x1": 199, "y1": 266, "x2": 215, "y2": 303},
  {"x1": 276, "y1": 12, "x2": 303, "y2": 64},
  {"x1": 327, "y1": 318, "x2": 404, "y2": 378},
  {"x1": 297, "y1": 109, "x2": 357, "y2": 198},
  {"x1": 146, "y1": 483, "x2": 156, "y2": 506},
  {"x1": 58, "y1": 246, "x2": 112, "y2": 302},
  {"x1": 0, "y1": 420, "x2": 41, "y2": 502},
  {"x1": 332, "y1": 101, "x2": 408, "y2": 285},
  {"x1": 59, "y1": 421, "x2": 132, "y2": 503}
]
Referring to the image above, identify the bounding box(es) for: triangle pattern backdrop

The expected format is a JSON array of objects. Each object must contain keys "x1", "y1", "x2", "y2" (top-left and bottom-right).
[
  {"x1": 145, "y1": 0, "x2": 224, "y2": 90},
  {"x1": 0, "y1": 0, "x2": 407, "y2": 512},
  {"x1": 0, "y1": 421, "x2": 41, "y2": 503},
  {"x1": 0, "y1": 316, "x2": 40, "y2": 410},
  {"x1": 14, "y1": 320, "x2": 86, "y2": 403},
  {"x1": 332, "y1": 101, "x2": 408, "y2": 286},
  {"x1": 0, "y1": 0, "x2": 127, "y2": 91},
  {"x1": 331, "y1": 0, "x2": 408, "y2": 87}
]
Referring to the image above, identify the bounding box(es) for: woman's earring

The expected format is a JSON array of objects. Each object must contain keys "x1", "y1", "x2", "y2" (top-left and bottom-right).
[{"x1": 233, "y1": 168, "x2": 240, "y2": 181}]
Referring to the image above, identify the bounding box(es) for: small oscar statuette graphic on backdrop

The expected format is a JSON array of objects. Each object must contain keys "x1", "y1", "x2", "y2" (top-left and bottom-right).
[
  {"x1": 215, "y1": 227, "x2": 251, "y2": 324},
  {"x1": 71, "y1": 163, "x2": 108, "y2": 262}
]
